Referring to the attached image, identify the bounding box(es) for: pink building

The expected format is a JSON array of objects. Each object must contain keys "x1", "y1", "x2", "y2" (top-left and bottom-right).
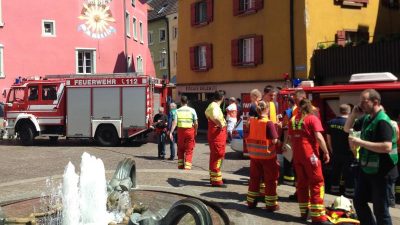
[{"x1": 0, "y1": 0, "x2": 155, "y2": 100}]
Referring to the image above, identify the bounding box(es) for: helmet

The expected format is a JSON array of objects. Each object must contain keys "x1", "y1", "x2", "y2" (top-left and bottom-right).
[{"x1": 333, "y1": 195, "x2": 352, "y2": 211}]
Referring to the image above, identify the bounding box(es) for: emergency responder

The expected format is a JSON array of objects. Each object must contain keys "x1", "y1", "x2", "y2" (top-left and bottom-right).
[
  {"x1": 249, "y1": 89, "x2": 262, "y2": 117},
  {"x1": 287, "y1": 99, "x2": 331, "y2": 224},
  {"x1": 327, "y1": 104, "x2": 355, "y2": 197},
  {"x1": 282, "y1": 97, "x2": 296, "y2": 187},
  {"x1": 205, "y1": 90, "x2": 227, "y2": 187},
  {"x1": 344, "y1": 89, "x2": 398, "y2": 225},
  {"x1": 246, "y1": 101, "x2": 280, "y2": 212},
  {"x1": 263, "y1": 85, "x2": 277, "y2": 123},
  {"x1": 226, "y1": 97, "x2": 238, "y2": 143},
  {"x1": 169, "y1": 96, "x2": 198, "y2": 170}
]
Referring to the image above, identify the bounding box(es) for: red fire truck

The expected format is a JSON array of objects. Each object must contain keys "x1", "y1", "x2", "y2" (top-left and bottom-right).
[
  {"x1": 3, "y1": 74, "x2": 169, "y2": 146},
  {"x1": 277, "y1": 73, "x2": 400, "y2": 124}
]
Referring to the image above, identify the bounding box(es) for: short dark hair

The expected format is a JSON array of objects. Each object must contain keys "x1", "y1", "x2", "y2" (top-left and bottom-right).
[
  {"x1": 362, "y1": 89, "x2": 381, "y2": 104},
  {"x1": 213, "y1": 90, "x2": 225, "y2": 101},
  {"x1": 181, "y1": 95, "x2": 188, "y2": 104},
  {"x1": 264, "y1": 85, "x2": 275, "y2": 94}
]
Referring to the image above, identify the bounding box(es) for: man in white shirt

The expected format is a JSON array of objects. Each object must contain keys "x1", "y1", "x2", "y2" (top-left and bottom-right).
[{"x1": 226, "y1": 97, "x2": 238, "y2": 142}]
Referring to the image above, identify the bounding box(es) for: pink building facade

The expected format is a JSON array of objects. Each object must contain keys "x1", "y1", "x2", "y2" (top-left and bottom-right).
[{"x1": 0, "y1": 0, "x2": 155, "y2": 100}]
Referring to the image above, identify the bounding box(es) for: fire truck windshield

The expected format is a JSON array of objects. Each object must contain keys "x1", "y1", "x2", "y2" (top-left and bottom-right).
[{"x1": 8, "y1": 88, "x2": 25, "y2": 103}]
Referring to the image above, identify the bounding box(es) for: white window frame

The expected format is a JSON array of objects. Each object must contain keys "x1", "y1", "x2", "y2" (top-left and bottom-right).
[
  {"x1": 139, "y1": 21, "x2": 144, "y2": 44},
  {"x1": 160, "y1": 51, "x2": 167, "y2": 69},
  {"x1": 133, "y1": 17, "x2": 137, "y2": 40},
  {"x1": 42, "y1": 20, "x2": 56, "y2": 37},
  {"x1": 0, "y1": 44, "x2": 4, "y2": 78},
  {"x1": 148, "y1": 31, "x2": 154, "y2": 45},
  {"x1": 0, "y1": 0, "x2": 3, "y2": 27},
  {"x1": 159, "y1": 28, "x2": 166, "y2": 43},
  {"x1": 127, "y1": 56, "x2": 132, "y2": 72},
  {"x1": 197, "y1": 1, "x2": 207, "y2": 24},
  {"x1": 241, "y1": 0, "x2": 254, "y2": 11},
  {"x1": 75, "y1": 48, "x2": 96, "y2": 74},
  {"x1": 125, "y1": 12, "x2": 131, "y2": 38},
  {"x1": 197, "y1": 46, "x2": 207, "y2": 69},
  {"x1": 242, "y1": 38, "x2": 254, "y2": 63},
  {"x1": 136, "y1": 55, "x2": 143, "y2": 73}
]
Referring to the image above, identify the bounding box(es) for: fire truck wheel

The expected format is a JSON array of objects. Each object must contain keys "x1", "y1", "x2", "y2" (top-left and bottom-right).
[
  {"x1": 96, "y1": 125, "x2": 120, "y2": 147},
  {"x1": 18, "y1": 123, "x2": 34, "y2": 146}
]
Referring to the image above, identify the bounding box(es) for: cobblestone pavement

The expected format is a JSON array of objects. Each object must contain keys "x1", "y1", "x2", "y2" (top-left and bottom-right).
[{"x1": 0, "y1": 136, "x2": 399, "y2": 224}]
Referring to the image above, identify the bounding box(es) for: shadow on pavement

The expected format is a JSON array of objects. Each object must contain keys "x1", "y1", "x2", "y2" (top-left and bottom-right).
[
  {"x1": 201, "y1": 191, "x2": 244, "y2": 202},
  {"x1": 224, "y1": 151, "x2": 246, "y2": 160},
  {"x1": 213, "y1": 201, "x2": 307, "y2": 224},
  {"x1": 232, "y1": 166, "x2": 249, "y2": 176},
  {"x1": 166, "y1": 177, "x2": 210, "y2": 188}
]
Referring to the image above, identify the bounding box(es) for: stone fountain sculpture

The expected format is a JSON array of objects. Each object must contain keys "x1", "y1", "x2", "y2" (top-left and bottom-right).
[{"x1": 0, "y1": 154, "x2": 221, "y2": 225}]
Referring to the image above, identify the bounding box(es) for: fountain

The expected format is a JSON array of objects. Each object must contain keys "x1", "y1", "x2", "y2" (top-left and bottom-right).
[{"x1": 0, "y1": 153, "x2": 229, "y2": 225}]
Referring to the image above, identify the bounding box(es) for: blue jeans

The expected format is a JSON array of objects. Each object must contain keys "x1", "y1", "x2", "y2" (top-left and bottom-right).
[
  {"x1": 354, "y1": 169, "x2": 397, "y2": 225},
  {"x1": 158, "y1": 132, "x2": 166, "y2": 158},
  {"x1": 169, "y1": 132, "x2": 177, "y2": 159}
]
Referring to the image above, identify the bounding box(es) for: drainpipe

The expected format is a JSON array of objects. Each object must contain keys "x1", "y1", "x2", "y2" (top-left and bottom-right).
[
  {"x1": 290, "y1": 0, "x2": 295, "y2": 80},
  {"x1": 165, "y1": 17, "x2": 171, "y2": 83},
  {"x1": 123, "y1": 0, "x2": 128, "y2": 72}
]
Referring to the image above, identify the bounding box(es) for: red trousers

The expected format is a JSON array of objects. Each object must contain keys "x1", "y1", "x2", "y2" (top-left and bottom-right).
[
  {"x1": 293, "y1": 151, "x2": 327, "y2": 222},
  {"x1": 207, "y1": 121, "x2": 226, "y2": 185},
  {"x1": 247, "y1": 157, "x2": 280, "y2": 209},
  {"x1": 177, "y1": 127, "x2": 195, "y2": 170}
]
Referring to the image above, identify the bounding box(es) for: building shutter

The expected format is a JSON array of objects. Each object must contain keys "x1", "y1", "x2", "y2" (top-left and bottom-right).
[
  {"x1": 255, "y1": 0, "x2": 264, "y2": 11},
  {"x1": 191, "y1": 2, "x2": 196, "y2": 26},
  {"x1": 206, "y1": 0, "x2": 214, "y2": 23},
  {"x1": 190, "y1": 47, "x2": 196, "y2": 70},
  {"x1": 254, "y1": 35, "x2": 263, "y2": 65},
  {"x1": 231, "y1": 39, "x2": 239, "y2": 66},
  {"x1": 206, "y1": 44, "x2": 213, "y2": 70},
  {"x1": 336, "y1": 30, "x2": 346, "y2": 46},
  {"x1": 233, "y1": 0, "x2": 240, "y2": 16}
]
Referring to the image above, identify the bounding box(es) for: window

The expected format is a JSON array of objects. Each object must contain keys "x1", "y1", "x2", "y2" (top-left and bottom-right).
[
  {"x1": 76, "y1": 49, "x2": 96, "y2": 74},
  {"x1": 160, "y1": 50, "x2": 167, "y2": 69},
  {"x1": 139, "y1": 21, "x2": 143, "y2": 43},
  {"x1": 0, "y1": 45, "x2": 3, "y2": 78},
  {"x1": 125, "y1": 12, "x2": 130, "y2": 37},
  {"x1": 127, "y1": 56, "x2": 132, "y2": 72},
  {"x1": 131, "y1": 0, "x2": 135, "y2": 7},
  {"x1": 336, "y1": 30, "x2": 369, "y2": 46},
  {"x1": 8, "y1": 88, "x2": 25, "y2": 103},
  {"x1": 0, "y1": 0, "x2": 3, "y2": 26},
  {"x1": 159, "y1": 28, "x2": 166, "y2": 42},
  {"x1": 336, "y1": 0, "x2": 368, "y2": 7},
  {"x1": 42, "y1": 85, "x2": 58, "y2": 101},
  {"x1": 231, "y1": 35, "x2": 263, "y2": 67},
  {"x1": 42, "y1": 20, "x2": 56, "y2": 37},
  {"x1": 233, "y1": 0, "x2": 264, "y2": 16},
  {"x1": 133, "y1": 17, "x2": 137, "y2": 40},
  {"x1": 148, "y1": 31, "x2": 154, "y2": 45},
  {"x1": 136, "y1": 56, "x2": 143, "y2": 73},
  {"x1": 191, "y1": 0, "x2": 213, "y2": 26},
  {"x1": 382, "y1": 0, "x2": 399, "y2": 9},
  {"x1": 28, "y1": 86, "x2": 39, "y2": 101},
  {"x1": 189, "y1": 44, "x2": 213, "y2": 71},
  {"x1": 172, "y1": 26, "x2": 178, "y2": 40}
]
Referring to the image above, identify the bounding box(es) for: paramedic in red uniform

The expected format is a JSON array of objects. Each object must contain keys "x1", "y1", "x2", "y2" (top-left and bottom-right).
[
  {"x1": 169, "y1": 95, "x2": 198, "y2": 170},
  {"x1": 288, "y1": 99, "x2": 331, "y2": 225},
  {"x1": 205, "y1": 90, "x2": 227, "y2": 187},
  {"x1": 246, "y1": 101, "x2": 280, "y2": 212}
]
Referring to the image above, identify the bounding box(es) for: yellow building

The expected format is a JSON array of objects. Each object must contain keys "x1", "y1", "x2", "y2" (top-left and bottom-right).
[{"x1": 177, "y1": 0, "x2": 400, "y2": 99}]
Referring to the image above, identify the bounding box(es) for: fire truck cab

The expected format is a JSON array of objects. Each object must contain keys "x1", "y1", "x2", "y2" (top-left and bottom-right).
[{"x1": 4, "y1": 74, "x2": 168, "y2": 146}]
